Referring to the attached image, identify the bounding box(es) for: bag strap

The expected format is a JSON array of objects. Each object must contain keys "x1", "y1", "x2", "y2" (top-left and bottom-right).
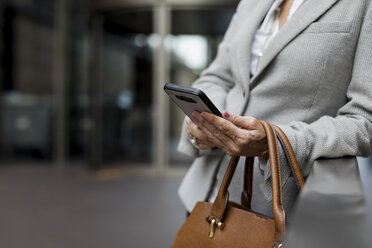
[
  {"x1": 241, "y1": 157, "x2": 254, "y2": 209},
  {"x1": 273, "y1": 125, "x2": 305, "y2": 189},
  {"x1": 241, "y1": 125, "x2": 305, "y2": 208},
  {"x1": 208, "y1": 120, "x2": 285, "y2": 241},
  {"x1": 261, "y1": 120, "x2": 285, "y2": 241}
]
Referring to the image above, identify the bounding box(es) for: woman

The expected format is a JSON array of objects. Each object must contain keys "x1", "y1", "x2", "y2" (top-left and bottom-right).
[{"x1": 177, "y1": 0, "x2": 372, "y2": 218}]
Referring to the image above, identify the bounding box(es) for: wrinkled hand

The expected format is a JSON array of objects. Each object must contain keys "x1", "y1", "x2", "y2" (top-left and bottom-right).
[
  {"x1": 188, "y1": 111, "x2": 268, "y2": 157},
  {"x1": 186, "y1": 117, "x2": 216, "y2": 150}
]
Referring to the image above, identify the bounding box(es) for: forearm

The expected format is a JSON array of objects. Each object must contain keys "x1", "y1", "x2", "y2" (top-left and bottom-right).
[{"x1": 279, "y1": 115, "x2": 372, "y2": 177}]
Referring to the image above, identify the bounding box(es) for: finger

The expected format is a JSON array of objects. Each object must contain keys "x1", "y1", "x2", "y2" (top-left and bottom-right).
[
  {"x1": 186, "y1": 117, "x2": 199, "y2": 136},
  {"x1": 196, "y1": 112, "x2": 239, "y2": 153},
  {"x1": 187, "y1": 115, "x2": 216, "y2": 147},
  {"x1": 187, "y1": 127, "x2": 216, "y2": 150},
  {"x1": 186, "y1": 117, "x2": 196, "y2": 138},
  {"x1": 222, "y1": 111, "x2": 259, "y2": 130},
  {"x1": 198, "y1": 143, "x2": 216, "y2": 150},
  {"x1": 224, "y1": 112, "x2": 267, "y2": 145},
  {"x1": 188, "y1": 120, "x2": 208, "y2": 139},
  {"x1": 199, "y1": 112, "x2": 268, "y2": 156},
  {"x1": 186, "y1": 117, "x2": 193, "y2": 127},
  {"x1": 199, "y1": 112, "x2": 242, "y2": 141}
]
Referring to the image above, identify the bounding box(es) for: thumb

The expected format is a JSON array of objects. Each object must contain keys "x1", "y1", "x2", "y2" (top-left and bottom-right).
[{"x1": 223, "y1": 111, "x2": 259, "y2": 130}]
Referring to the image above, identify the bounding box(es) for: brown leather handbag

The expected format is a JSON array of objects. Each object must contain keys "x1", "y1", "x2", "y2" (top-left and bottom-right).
[{"x1": 172, "y1": 121, "x2": 304, "y2": 248}]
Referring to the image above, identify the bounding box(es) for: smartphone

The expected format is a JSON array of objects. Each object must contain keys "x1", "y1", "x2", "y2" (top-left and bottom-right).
[{"x1": 164, "y1": 83, "x2": 222, "y2": 123}]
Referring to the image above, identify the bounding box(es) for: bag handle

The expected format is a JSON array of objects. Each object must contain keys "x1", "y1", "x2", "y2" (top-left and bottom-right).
[
  {"x1": 273, "y1": 125, "x2": 305, "y2": 189},
  {"x1": 241, "y1": 157, "x2": 254, "y2": 209},
  {"x1": 241, "y1": 125, "x2": 305, "y2": 208},
  {"x1": 207, "y1": 120, "x2": 285, "y2": 241}
]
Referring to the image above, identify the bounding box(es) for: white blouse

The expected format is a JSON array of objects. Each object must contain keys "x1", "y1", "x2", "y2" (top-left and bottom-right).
[{"x1": 250, "y1": 0, "x2": 305, "y2": 76}]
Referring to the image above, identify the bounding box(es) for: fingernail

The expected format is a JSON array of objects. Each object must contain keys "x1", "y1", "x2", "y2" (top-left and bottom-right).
[
  {"x1": 192, "y1": 112, "x2": 198, "y2": 120},
  {"x1": 207, "y1": 137, "x2": 213, "y2": 142},
  {"x1": 223, "y1": 112, "x2": 230, "y2": 118},
  {"x1": 200, "y1": 113, "x2": 207, "y2": 119}
]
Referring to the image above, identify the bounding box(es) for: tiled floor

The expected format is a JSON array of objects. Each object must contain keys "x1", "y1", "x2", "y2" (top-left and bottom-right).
[
  {"x1": 0, "y1": 158, "x2": 370, "y2": 248},
  {"x1": 0, "y1": 165, "x2": 185, "y2": 248}
]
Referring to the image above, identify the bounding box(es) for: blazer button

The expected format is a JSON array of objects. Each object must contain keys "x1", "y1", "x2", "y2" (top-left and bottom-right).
[{"x1": 243, "y1": 92, "x2": 246, "y2": 97}]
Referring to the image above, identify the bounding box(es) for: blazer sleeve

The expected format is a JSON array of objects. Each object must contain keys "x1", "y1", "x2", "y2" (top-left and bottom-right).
[
  {"x1": 177, "y1": 0, "x2": 248, "y2": 157},
  {"x1": 277, "y1": 2, "x2": 372, "y2": 178}
]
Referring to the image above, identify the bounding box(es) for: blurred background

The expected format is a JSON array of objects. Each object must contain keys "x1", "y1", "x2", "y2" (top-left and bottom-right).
[
  {"x1": 0, "y1": 0, "x2": 239, "y2": 169},
  {"x1": 0, "y1": 0, "x2": 239, "y2": 247},
  {"x1": 0, "y1": 0, "x2": 371, "y2": 248}
]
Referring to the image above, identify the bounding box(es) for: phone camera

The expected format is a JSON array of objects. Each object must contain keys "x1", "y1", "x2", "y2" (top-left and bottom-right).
[{"x1": 175, "y1": 95, "x2": 197, "y2": 104}]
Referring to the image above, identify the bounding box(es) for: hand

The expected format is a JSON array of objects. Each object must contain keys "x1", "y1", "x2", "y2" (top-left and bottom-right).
[
  {"x1": 191, "y1": 111, "x2": 268, "y2": 157},
  {"x1": 186, "y1": 117, "x2": 216, "y2": 150}
]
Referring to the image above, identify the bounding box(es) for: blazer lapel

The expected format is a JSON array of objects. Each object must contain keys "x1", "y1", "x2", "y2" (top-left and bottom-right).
[
  {"x1": 236, "y1": 0, "x2": 274, "y2": 92},
  {"x1": 250, "y1": 0, "x2": 339, "y2": 87}
]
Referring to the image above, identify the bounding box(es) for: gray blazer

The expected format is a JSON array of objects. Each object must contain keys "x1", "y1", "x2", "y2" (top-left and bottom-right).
[{"x1": 177, "y1": 0, "x2": 372, "y2": 215}]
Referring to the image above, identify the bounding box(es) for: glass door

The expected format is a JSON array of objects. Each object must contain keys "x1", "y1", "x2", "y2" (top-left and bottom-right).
[
  {"x1": 87, "y1": 9, "x2": 154, "y2": 168},
  {"x1": 0, "y1": 0, "x2": 55, "y2": 163}
]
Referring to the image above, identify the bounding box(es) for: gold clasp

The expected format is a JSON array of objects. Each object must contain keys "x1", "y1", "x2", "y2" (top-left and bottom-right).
[
  {"x1": 273, "y1": 241, "x2": 283, "y2": 248},
  {"x1": 208, "y1": 219, "x2": 216, "y2": 239},
  {"x1": 207, "y1": 217, "x2": 225, "y2": 239}
]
